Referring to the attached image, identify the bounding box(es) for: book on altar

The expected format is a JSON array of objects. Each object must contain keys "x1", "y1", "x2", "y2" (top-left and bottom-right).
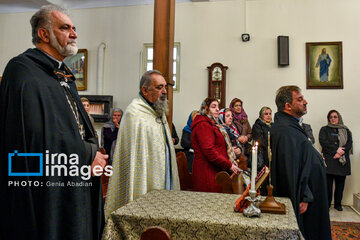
[{"x1": 255, "y1": 166, "x2": 270, "y2": 190}]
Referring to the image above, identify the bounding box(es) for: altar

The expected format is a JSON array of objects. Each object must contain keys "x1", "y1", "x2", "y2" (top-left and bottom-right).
[{"x1": 102, "y1": 190, "x2": 301, "y2": 240}]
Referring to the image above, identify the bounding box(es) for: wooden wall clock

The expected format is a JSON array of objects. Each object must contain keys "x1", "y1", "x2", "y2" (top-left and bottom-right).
[{"x1": 207, "y1": 62, "x2": 228, "y2": 109}]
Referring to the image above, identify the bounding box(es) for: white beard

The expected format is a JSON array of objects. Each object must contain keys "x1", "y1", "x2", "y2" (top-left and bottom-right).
[
  {"x1": 153, "y1": 95, "x2": 169, "y2": 117},
  {"x1": 49, "y1": 30, "x2": 78, "y2": 57}
]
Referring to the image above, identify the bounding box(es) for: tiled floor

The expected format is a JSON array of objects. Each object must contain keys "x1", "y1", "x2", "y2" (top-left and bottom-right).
[{"x1": 329, "y1": 205, "x2": 360, "y2": 222}]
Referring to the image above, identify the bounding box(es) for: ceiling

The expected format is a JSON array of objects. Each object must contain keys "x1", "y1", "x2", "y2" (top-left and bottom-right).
[{"x1": 0, "y1": 0, "x2": 225, "y2": 14}]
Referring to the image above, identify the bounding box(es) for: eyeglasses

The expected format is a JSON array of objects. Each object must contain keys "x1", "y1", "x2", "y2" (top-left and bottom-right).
[{"x1": 329, "y1": 116, "x2": 338, "y2": 119}]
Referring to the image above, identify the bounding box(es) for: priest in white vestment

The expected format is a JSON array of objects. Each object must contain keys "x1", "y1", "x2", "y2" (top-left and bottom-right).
[{"x1": 105, "y1": 70, "x2": 180, "y2": 217}]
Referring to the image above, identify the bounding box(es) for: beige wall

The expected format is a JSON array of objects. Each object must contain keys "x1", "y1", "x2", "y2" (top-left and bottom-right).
[{"x1": 0, "y1": 0, "x2": 358, "y2": 205}]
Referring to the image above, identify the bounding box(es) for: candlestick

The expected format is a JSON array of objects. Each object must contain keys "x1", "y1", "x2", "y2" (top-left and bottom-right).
[
  {"x1": 268, "y1": 132, "x2": 272, "y2": 185},
  {"x1": 267, "y1": 132, "x2": 270, "y2": 157},
  {"x1": 259, "y1": 131, "x2": 287, "y2": 215},
  {"x1": 251, "y1": 146, "x2": 257, "y2": 192},
  {"x1": 243, "y1": 190, "x2": 262, "y2": 217}
]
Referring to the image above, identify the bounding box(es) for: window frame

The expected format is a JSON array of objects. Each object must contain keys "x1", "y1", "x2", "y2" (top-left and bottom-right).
[{"x1": 142, "y1": 42, "x2": 180, "y2": 91}]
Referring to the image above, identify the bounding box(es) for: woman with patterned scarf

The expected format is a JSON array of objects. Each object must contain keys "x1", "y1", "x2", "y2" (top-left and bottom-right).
[
  {"x1": 319, "y1": 110, "x2": 353, "y2": 211},
  {"x1": 191, "y1": 97, "x2": 241, "y2": 193},
  {"x1": 229, "y1": 98, "x2": 252, "y2": 160},
  {"x1": 218, "y1": 108, "x2": 247, "y2": 170}
]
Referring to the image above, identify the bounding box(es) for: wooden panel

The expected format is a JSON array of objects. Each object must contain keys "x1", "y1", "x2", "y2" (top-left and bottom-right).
[{"x1": 153, "y1": 0, "x2": 175, "y2": 130}]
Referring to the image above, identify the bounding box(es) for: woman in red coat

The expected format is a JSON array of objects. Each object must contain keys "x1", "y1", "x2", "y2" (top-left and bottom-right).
[{"x1": 191, "y1": 97, "x2": 241, "y2": 193}]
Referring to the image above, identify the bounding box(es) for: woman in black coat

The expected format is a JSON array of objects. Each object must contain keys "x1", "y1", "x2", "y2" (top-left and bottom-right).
[
  {"x1": 252, "y1": 107, "x2": 272, "y2": 168},
  {"x1": 252, "y1": 106, "x2": 272, "y2": 195},
  {"x1": 101, "y1": 108, "x2": 123, "y2": 165},
  {"x1": 319, "y1": 110, "x2": 352, "y2": 211}
]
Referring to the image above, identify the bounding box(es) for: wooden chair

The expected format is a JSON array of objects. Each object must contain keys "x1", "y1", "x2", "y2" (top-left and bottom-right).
[
  {"x1": 216, "y1": 166, "x2": 270, "y2": 195},
  {"x1": 176, "y1": 151, "x2": 193, "y2": 191},
  {"x1": 141, "y1": 226, "x2": 172, "y2": 240},
  {"x1": 215, "y1": 171, "x2": 245, "y2": 194}
]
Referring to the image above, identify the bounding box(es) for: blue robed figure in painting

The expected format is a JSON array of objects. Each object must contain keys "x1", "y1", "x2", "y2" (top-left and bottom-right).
[{"x1": 315, "y1": 48, "x2": 332, "y2": 82}]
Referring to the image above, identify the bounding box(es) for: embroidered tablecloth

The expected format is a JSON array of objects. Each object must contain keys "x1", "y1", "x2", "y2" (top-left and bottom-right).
[{"x1": 102, "y1": 190, "x2": 301, "y2": 240}]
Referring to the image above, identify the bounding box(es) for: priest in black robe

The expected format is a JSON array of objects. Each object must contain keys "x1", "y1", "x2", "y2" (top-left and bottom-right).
[
  {"x1": 0, "y1": 5, "x2": 107, "y2": 240},
  {"x1": 271, "y1": 86, "x2": 331, "y2": 240}
]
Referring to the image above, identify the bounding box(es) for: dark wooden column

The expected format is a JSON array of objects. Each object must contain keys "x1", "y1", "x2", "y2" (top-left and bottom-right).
[{"x1": 153, "y1": 0, "x2": 175, "y2": 132}]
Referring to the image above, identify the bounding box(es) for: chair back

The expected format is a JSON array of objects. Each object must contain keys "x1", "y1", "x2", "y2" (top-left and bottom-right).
[
  {"x1": 215, "y1": 171, "x2": 245, "y2": 194},
  {"x1": 176, "y1": 151, "x2": 193, "y2": 190},
  {"x1": 141, "y1": 226, "x2": 171, "y2": 240}
]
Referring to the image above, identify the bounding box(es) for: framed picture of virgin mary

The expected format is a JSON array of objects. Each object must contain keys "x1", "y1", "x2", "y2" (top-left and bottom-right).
[
  {"x1": 306, "y1": 42, "x2": 343, "y2": 89},
  {"x1": 63, "y1": 49, "x2": 87, "y2": 91}
]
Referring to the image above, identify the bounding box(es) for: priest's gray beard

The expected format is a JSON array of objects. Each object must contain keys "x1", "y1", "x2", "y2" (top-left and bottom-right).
[
  {"x1": 154, "y1": 95, "x2": 169, "y2": 117},
  {"x1": 49, "y1": 29, "x2": 78, "y2": 57}
]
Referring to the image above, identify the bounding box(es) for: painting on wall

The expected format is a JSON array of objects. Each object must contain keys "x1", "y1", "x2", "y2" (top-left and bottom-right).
[
  {"x1": 306, "y1": 42, "x2": 343, "y2": 89},
  {"x1": 64, "y1": 49, "x2": 88, "y2": 91}
]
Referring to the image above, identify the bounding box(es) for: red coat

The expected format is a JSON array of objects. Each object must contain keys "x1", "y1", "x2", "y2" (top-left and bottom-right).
[{"x1": 191, "y1": 115, "x2": 232, "y2": 192}]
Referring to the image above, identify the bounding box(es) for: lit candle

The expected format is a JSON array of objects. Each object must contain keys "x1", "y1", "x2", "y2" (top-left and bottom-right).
[
  {"x1": 255, "y1": 141, "x2": 258, "y2": 160},
  {"x1": 251, "y1": 146, "x2": 257, "y2": 192}
]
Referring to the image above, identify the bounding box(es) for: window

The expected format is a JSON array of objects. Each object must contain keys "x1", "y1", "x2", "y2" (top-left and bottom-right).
[{"x1": 142, "y1": 42, "x2": 180, "y2": 91}]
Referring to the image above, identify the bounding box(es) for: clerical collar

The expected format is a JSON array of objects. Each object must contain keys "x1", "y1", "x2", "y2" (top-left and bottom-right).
[{"x1": 37, "y1": 48, "x2": 63, "y2": 69}]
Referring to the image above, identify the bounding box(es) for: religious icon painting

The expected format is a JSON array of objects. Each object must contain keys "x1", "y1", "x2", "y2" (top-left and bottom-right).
[
  {"x1": 306, "y1": 42, "x2": 343, "y2": 89},
  {"x1": 63, "y1": 49, "x2": 88, "y2": 91}
]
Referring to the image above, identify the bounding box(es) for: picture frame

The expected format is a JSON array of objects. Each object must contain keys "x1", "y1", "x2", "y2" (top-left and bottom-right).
[
  {"x1": 64, "y1": 49, "x2": 88, "y2": 91},
  {"x1": 79, "y1": 95, "x2": 113, "y2": 122},
  {"x1": 306, "y1": 42, "x2": 343, "y2": 89}
]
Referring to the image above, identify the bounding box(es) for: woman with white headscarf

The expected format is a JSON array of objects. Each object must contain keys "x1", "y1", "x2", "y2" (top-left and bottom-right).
[
  {"x1": 319, "y1": 110, "x2": 352, "y2": 211},
  {"x1": 252, "y1": 106, "x2": 272, "y2": 168},
  {"x1": 252, "y1": 106, "x2": 272, "y2": 195}
]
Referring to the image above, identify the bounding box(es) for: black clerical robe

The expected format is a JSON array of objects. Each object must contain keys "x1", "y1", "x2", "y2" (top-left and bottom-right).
[
  {"x1": 271, "y1": 111, "x2": 331, "y2": 240},
  {"x1": 0, "y1": 48, "x2": 104, "y2": 240}
]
